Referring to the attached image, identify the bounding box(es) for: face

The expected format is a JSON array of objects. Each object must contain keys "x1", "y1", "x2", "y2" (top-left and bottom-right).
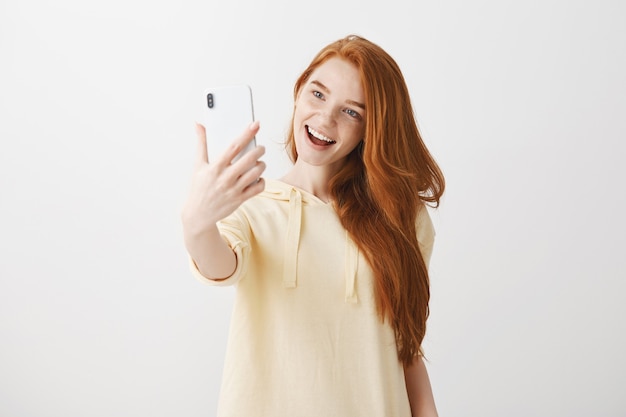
[{"x1": 292, "y1": 57, "x2": 366, "y2": 173}]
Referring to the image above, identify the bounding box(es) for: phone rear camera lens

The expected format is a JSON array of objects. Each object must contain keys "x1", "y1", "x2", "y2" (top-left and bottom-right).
[{"x1": 207, "y1": 93, "x2": 214, "y2": 108}]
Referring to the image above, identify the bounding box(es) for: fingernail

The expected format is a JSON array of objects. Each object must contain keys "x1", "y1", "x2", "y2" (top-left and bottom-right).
[{"x1": 250, "y1": 120, "x2": 260, "y2": 129}]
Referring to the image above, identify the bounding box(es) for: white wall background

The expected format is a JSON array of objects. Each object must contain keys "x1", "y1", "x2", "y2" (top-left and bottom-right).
[{"x1": 1, "y1": 0, "x2": 624, "y2": 416}]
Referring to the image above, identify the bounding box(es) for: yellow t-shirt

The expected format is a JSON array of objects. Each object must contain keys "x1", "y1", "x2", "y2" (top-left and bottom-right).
[{"x1": 190, "y1": 179, "x2": 435, "y2": 417}]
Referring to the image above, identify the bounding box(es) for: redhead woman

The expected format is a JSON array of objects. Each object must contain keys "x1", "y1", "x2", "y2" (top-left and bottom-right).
[{"x1": 181, "y1": 35, "x2": 445, "y2": 417}]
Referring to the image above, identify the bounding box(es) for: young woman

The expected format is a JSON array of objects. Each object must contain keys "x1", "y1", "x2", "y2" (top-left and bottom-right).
[{"x1": 182, "y1": 35, "x2": 445, "y2": 417}]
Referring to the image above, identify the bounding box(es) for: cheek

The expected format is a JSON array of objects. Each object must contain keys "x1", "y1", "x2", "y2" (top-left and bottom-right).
[
  {"x1": 343, "y1": 123, "x2": 364, "y2": 142},
  {"x1": 293, "y1": 113, "x2": 303, "y2": 135},
  {"x1": 293, "y1": 102, "x2": 307, "y2": 124}
]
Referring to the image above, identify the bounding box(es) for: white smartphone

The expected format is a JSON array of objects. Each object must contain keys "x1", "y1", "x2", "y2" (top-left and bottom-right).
[{"x1": 201, "y1": 84, "x2": 256, "y2": 163}]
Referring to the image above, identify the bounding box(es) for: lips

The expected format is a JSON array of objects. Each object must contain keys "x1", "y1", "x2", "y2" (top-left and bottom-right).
[{"x1": 306, "y1": 125, "x2": 336, "y2": 146}]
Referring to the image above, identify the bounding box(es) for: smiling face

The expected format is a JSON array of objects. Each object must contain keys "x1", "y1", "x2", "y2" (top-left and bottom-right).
[{"x1": 291, "y1": 57, "x2": 366, "y2": 175}]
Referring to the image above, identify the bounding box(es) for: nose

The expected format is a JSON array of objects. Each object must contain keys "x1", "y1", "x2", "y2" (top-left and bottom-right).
[{"x1": 318, "y1": 107, "x2": 337, "y2": 127}]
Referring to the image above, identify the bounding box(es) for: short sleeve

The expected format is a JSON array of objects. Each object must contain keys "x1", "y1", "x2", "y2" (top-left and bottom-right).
[
  {"x1": 189, "y1": 208, "x2": 252, "y2": 286},
  {"x1": 416, "y1": 204, "x2": 435, "y2": 268}
]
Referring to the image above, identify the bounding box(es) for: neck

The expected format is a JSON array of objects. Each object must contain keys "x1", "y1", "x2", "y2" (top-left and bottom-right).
[{"x1": 280, "y1": 161, "x2": 336, "y2": 203}]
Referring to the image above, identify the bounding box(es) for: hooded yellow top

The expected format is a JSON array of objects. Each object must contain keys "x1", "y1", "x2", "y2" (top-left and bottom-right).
[{"x1": 190, "y1": 178, "x2": 435, "y2": 417}]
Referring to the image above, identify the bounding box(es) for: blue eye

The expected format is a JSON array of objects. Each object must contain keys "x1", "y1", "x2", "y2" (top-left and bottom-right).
[
  {"x1": 345, "y1": 109, "x2": 360, "y2": 118},
  {"x1": 313, "y1": 90, "x2": 324, "y2": 99}
]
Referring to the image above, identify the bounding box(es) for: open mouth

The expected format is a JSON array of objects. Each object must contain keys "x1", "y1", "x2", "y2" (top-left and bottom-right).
[{"x1": 306, "y1": 125, "x2": 336, "y2": 146}]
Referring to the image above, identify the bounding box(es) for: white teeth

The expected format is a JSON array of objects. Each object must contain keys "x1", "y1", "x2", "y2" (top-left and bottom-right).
[{"x1": 307, "y1": 126, "x2": 335, "y2": 143}]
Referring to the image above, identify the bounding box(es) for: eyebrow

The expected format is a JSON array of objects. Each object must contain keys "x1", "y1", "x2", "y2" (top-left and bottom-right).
[{"x1": 311, "y1": 80, "x2": 366, "y2": 110}]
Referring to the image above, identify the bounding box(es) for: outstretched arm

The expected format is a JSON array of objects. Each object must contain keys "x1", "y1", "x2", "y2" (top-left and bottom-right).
[
  {"x1": 404, "y1": 356, "x2": 439, "y2": 417},
  {"x1": 181, "y1": 122, "x2": 265, "y2": 279}
]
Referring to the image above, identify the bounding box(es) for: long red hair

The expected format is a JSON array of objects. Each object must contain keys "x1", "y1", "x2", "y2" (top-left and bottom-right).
[{"x1": 286, "y1": 35, "x2": 445, "y2": 366}]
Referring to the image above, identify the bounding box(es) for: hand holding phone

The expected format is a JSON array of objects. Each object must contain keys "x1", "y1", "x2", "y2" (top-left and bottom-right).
[
  {"x1": 185, "y1": 119, "x2": 265, "y2": 227},
  {"x1": 183, "y1": 84, "x2": 266, "y2": 232},
  {"x1": 182, "y1": 119, "x2": 265, "y2": 281}
]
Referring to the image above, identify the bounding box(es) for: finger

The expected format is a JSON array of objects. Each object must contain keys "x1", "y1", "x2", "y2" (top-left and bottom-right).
[
  {"x1": 233, "y1": 144, "x2": 266, "y2": 171},
  {"x1": 237, "y1": 160, "x2": 267, "y2": 188},
  {"x1": 220, "y1": 147, "x2": 265, "y2": 190},
  {"x1": 195, "y1": 122, "x2": 209, "y2": 168},
  {"x1": 241, "y1": 177, "x2": 266, "y2": 200},
  {"x1": 219, "y1": 121, "x2": 260, "y2": 167}
]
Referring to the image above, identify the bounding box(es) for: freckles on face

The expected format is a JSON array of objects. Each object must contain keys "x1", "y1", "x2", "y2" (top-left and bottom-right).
[{"x1": 292, "y1": 57, "x2": 366, "y2": 166}]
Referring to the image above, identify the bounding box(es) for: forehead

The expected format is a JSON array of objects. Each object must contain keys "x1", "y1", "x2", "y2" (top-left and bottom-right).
[{"x1": 306, "y1": 57, "x2": 364, "y2": 100}]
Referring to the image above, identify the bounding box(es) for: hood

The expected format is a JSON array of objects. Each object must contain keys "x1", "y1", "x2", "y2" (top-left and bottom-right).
[{"x1": 262, "y1": 179, "x2": 359, "y2": 303}]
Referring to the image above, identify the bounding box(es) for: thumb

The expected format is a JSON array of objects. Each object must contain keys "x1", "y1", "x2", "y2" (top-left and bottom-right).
[{"x1": 194, "y1": 122, "x2": 209, "y2": 168}]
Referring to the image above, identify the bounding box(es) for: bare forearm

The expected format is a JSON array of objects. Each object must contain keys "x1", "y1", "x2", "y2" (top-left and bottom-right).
[
  {"x1": 182, "y1": 221, "x2": 237, "y2": 280},
  {"x1": 404, "y1": 356, "x2": 438, "y2": 417},
  {"x1": 181, "y1": 122, "x2": 264, "y2": 280}
]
